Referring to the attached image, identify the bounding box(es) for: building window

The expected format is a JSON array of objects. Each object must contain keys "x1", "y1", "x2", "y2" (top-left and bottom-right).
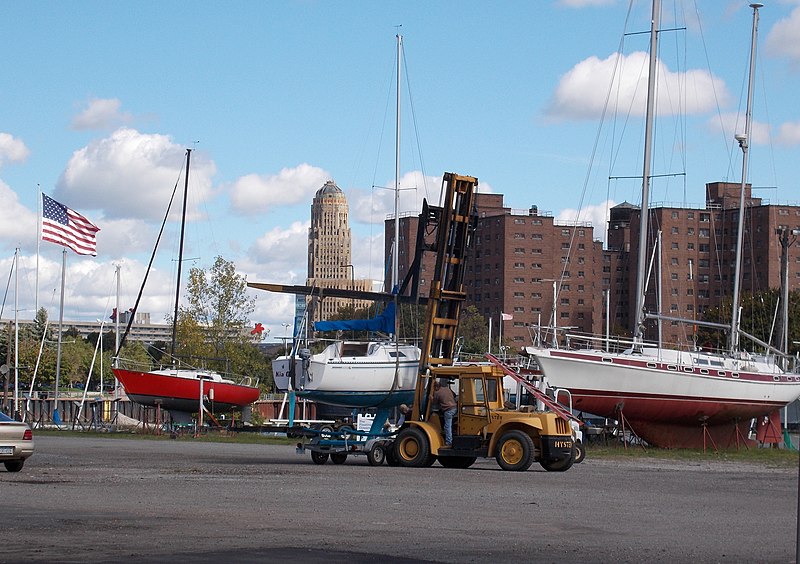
[
  {"x1": 514, "y1": 218, "x2": 526, "y2": 224},
  {"x1": 513, "y1": 277, "x2": 525, "y2": 283},
  {"x1": 561, "y1": 229, "x2": 570, "y2": 237},
  {"x1": 671, "y1": 226, "x2": 679, "y2": 234},
  {"x1": 699, "y1": 228, "x2": 710, "y2": 238}
]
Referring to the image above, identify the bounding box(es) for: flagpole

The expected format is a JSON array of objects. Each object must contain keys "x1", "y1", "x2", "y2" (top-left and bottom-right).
[
  {"x1": 14, "y1": 248, "x2": 19, "y2": 420},
  {"x1": 36, "y1": 187, "x2": 41, "y2": 314},
  {"x1": 114, "y1": 264, "x2": 120, "y2": 398},
  {"x1": 53, "y1": 248, "x2": 66, "y2": 425},
  {"x1": 498, "y1": 314, "x2": 503, "y2": 360},
  {"x1": 488, "y1": 317, "x2": 492, "y2": 356}
]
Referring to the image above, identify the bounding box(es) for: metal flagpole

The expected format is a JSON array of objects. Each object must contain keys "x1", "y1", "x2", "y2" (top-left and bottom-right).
[
  {"x1": 14, "y1": 248, "x2": 19, "y2": 419},
  {"x1": 36, "y1": 187, "x2": 41, "y2": 314},
  {"x1": 53, "y1": 248, "x2": 66, "y2": 425}
]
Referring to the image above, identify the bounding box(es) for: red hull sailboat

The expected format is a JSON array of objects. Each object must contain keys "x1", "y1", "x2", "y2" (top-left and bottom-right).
[{"x1": 113, "y1": 368, "x2": 260, "y2": 413}]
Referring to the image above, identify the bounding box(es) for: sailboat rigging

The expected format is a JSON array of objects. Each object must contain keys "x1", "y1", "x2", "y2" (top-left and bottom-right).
[
  {"x1": 527, "y1": 1, "x2": 799, "y2": 449},
  {"x1": 112, "y1": 149, "x2": 260, "y2": 419}
]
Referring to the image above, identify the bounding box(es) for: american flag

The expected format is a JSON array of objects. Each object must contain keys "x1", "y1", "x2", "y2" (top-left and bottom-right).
[{"x1": 41, "y1": 194, "x2": 100, "y2": 256}]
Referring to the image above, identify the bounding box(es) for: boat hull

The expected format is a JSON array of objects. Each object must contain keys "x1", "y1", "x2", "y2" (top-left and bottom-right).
[
  {"x1": 530, "y1": 347, "x2": 800, "y2": 448},
  {"x1": 112, "y1": 368, "x2": 261, "y2": 413},
  {"x1": 272, "y1": 341, "x2": 420, "y2": 408}
]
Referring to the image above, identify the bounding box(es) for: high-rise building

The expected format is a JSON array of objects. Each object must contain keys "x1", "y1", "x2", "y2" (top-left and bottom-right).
[{"x1": 306, "y1": 180, "x2": 372, "y2": 324}]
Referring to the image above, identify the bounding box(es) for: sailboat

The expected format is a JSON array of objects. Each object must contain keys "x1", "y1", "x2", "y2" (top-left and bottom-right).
[
  {"x1": 112, "y1": 149, "x2": 260, "y2": 418},
  {"x1": 262, "y1": 34, "x2": 421, "y2": 409},
  {"x1": 527, "y1": 1, "x2": 800, "y2": 448}
]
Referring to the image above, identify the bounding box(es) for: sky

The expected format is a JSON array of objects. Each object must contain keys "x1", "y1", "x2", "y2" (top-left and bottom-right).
[{"x1": 1, "y1": 0, "x2": 799, "y2": 343}]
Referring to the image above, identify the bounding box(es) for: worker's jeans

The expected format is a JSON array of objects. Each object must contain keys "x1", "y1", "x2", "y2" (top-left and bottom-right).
[{"x1": 443, "y1": 407, "x2": 457, "y2": 445}]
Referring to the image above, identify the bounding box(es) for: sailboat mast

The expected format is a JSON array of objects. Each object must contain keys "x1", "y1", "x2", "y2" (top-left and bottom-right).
[
  {"x1": 393, "y1": 33, "x2": 402, "y2": 291},
  {"x1": 633, "y1": 0, "x2": 660, "y2": 342},
  {"x1": 171, "y1": 148, "x2": 191, "y2": 362},
  {"x1": 729, "y1": 3, "x2": 761, "y2": 354}
]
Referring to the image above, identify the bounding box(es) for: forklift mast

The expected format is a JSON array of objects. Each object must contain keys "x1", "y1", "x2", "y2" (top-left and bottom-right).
[{"x1": 411, "y1": 173, "x2": 478, "y2": 416}]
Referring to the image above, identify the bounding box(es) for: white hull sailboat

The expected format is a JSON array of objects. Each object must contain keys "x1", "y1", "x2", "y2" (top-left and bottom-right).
[
  {"x1": 273, "y1": 340, "x2": 419, "y2": 408},
  {"x1": 527, "y1": 1, "x2": 799, "y2": 448}
]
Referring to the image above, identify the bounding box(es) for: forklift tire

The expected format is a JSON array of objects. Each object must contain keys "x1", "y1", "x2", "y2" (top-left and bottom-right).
[
  {"x1": 395, "y1": 427, "x2": 435, "y2": 468},
  {"x1": 367, "y1": 444, "x2": 386, "y2": 466},
  {"x1": 495, "y1": 430, "x2": 535, "y2": 471},
  {"x1": 330, "y1": 452, "x2": 348, "y2": 464},
  {"x1": 311, "y1": 451, "x2": 329, "y2": 465},
  {"x1": 574, "y1": 440, "x2": 586, "y2": 464},
  {"x1": 438, "y1": 456, "x2": 477, "y2": 469}
]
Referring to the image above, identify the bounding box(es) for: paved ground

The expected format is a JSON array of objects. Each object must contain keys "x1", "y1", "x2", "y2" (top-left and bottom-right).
[{"x1": 2, "y1": 435, "x2": 798, "y2": 563}]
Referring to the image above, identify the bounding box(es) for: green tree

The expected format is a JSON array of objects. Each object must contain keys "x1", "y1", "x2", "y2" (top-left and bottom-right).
[
  {"x1": 457, "y1": 305, "x2": 489, "y2": 355},
  {"x1": 699, "y1": 289, "x2": 799, "y2": 356},
  {"x1": 181, "y1": 256, "x2": 271, "y2": 387}
]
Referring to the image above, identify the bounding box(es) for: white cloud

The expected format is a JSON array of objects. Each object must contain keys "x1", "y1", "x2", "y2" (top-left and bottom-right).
[
  {"x1": 0, "y1": 180, "x2": 38, "y2": 250},
  {"x1": 228, "y1": 163, "x2": 330, "y2": 215},
  {"x1": 94, "y1": 218, "x2": 157, "y2": 257},
  {"x1": 56, "y1": 127, "x2": 216, "y2": 221},
  {"x1": 0, "y1": 133, "x2": 30, "y2": 168},
  {"x1": 765, "y1": 7, "x2": 800, "y2": 63},
  {"x1": 249, "y1": 221, "x2": 309, "y2": 283},
  {"x1": 777, "y1": 121, "x2": 800, "y2": 145},
  {"x1": 6, "y1": 252, "x2": 176, "y2": 324},
  {"x1": 71, "y1": 98, "x2": 133, "y2": 131},
  {"x1": 556, "y1": 200, "x2": 616, "y2": 244},
  {"x1": 546, "y1": 52, "x2": 729, "y2": 121}
]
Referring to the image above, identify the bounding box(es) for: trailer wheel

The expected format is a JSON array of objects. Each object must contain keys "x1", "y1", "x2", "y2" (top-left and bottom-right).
[
  {"x1": 495, "y1": 430, "x2": 534, "y2": 471},
  {"x1": 311, "y1": 451, "x2": 329, "y2": 465},
  {"x1": 438, "y1": 456, "x2": 476, "y2": 469},
  {"x1": 330, "y1": 452, "x2": 348, "y2": 465},
  {"x1": 574, "y1": 440, "x2": 586, "y2": 464},
  {"x1": 367, "y1": 444, "x2": 386, "y2": 466},
  {"x1": 395, "y1": 427, "x2": 435, "y2": 468}
]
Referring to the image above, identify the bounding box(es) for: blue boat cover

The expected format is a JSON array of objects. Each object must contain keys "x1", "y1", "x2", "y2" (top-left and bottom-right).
[{"x1": 314, "y1": 301, "x2": 395, "y2": 333}]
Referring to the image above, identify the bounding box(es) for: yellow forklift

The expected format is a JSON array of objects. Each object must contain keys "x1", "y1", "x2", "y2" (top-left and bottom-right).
[{"x1": 392, "y1": 173, "x2": 576, "y2": 471}]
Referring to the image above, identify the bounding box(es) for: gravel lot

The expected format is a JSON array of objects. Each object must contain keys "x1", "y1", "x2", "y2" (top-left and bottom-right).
[{"x1": 2, "y1": 435, "x2": 798, "y2": 563}]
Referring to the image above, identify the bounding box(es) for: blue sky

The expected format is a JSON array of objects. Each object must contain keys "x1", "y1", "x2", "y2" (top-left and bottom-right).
[{"x1": 1, "y1": 0, "x2": 799, "y2": 341}]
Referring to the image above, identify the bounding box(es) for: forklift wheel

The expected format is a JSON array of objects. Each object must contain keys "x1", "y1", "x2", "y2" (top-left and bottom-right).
[
  {"x1": 395, "y1": 427, "x2": 435, "y2": 468},
  {"x1": 495, "y1": 430, "x2": 535, "y2": 471}
]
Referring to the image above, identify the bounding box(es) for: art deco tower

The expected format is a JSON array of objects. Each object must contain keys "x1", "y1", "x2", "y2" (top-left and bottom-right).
[{"x1": 306, "y1": 180, "x2": 371, "y2": 323}]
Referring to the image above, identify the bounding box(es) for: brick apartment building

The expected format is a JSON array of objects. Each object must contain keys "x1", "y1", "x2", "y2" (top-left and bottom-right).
[{"x1": 387, "y1": 182, "x2": 800, "y2": 350}]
